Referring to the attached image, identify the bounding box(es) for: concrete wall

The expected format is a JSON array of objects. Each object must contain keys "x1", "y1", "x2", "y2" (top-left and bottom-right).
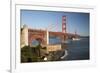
[
  {"x1": 21, "y1": 25, "x2": 28, "y2": 48},
  {"x1": 47, "y1": 44, "x2": 62, "y2": 52}
]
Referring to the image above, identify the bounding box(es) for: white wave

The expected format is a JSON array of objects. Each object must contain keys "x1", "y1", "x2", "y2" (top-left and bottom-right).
[{"x1": 60, "y1": 50, "x2": 68, "y2": 59}]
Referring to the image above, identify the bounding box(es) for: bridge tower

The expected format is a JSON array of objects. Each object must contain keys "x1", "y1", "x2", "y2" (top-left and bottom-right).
[
  {"x1": 62, "y1": 15, "x2": 66, "y2": 33},
  {"x1": 62, "y1": 15, "x2": 67, "y2": 41},
  {"x1": 74, "y1": 29, "x2": 78, "y2": 38}
]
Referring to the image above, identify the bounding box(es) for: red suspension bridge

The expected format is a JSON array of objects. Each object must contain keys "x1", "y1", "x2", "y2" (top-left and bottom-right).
[{"x1": 21, "y1": 16, "x2": 79, "y2": 47}]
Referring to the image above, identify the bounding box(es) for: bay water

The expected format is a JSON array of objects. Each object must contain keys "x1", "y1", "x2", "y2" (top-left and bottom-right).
[{"x1": 49, "y1": 37, "x2": 89, "y2": 60}]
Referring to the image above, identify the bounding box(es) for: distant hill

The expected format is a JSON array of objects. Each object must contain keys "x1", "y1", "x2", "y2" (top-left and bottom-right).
[{"x1": 79, "y1": 36, "x2": 89, "y2": 38}]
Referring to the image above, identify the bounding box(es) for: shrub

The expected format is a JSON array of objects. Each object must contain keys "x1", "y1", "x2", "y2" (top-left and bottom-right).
[{"x1": 21, "y1": 44, "x2": 46, "y2": 63}]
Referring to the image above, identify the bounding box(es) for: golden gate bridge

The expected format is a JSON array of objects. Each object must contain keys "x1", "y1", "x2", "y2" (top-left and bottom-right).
[{"x1": 21, "y1": 15, "x2": 80, "y2": 52}]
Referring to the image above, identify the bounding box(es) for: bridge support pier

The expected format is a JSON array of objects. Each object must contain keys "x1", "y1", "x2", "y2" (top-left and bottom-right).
[{"x1": 46, "y1": 30, "x2": 49, "y2": 45}]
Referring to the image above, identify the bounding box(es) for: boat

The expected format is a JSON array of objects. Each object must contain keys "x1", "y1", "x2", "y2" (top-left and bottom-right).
[{"x1": 72, "y1": 38, "x2": 80, "y2": 41}]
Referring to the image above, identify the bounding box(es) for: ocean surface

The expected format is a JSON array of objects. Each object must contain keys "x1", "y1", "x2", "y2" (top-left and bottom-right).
[{"x1": 49, "y1": 37, "x2": 90, "y2": 60}]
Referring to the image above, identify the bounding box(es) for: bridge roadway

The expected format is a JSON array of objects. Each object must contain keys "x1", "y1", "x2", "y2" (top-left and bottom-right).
[{"x1": 28, "y1": 28, "x2": 78, "y2": 40}]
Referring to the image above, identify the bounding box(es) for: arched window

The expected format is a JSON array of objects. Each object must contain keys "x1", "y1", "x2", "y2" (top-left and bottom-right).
[{"x1": 32, "y1": 39, "x2": 39, "y2": 46}]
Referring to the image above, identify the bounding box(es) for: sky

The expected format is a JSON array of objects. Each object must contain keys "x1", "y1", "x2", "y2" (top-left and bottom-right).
[{"x1": 21, "y1": 10, "x2": 89, "y2": 36}]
